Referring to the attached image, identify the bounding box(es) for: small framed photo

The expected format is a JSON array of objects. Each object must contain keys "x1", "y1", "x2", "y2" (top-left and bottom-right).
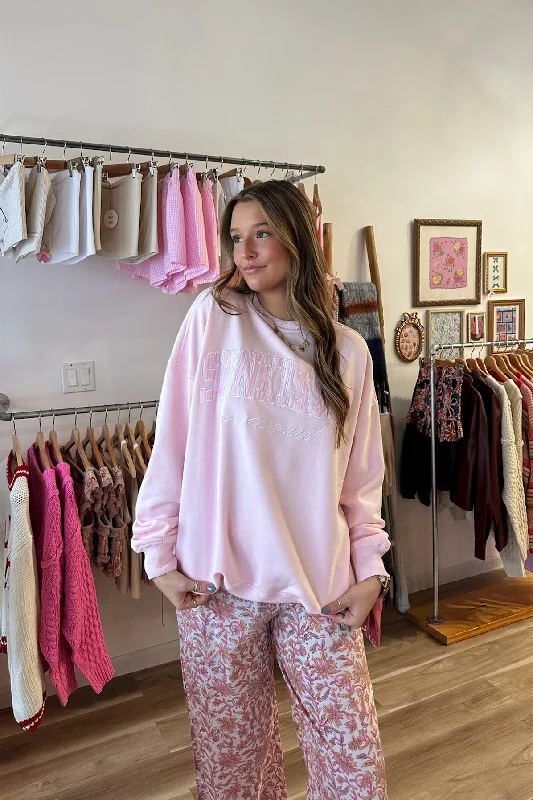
[
  {"x1": 484, "y1": 252, "x2": 508, "y2": 294},
  {"x1": 414, "y1": 219, "x2": 482, "y2": 307},
  {"x1": 487, "y1": 299, "x2": 525, "y2": 354},
  {"x1": 426, "y1": 308, "x2": 465, "y2": 359},
  {"x1": 467, "y1": 312, "x2": 486, "y2": 343},
  {"x1": 395, "y1": 312, "x2": 424, "y2": 362}
]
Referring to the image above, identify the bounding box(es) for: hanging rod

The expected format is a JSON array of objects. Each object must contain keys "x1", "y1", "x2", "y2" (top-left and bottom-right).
[
  {"x1": 0, "y1": 133, "x2": 325, "y2": 177},
  {"x1": 0, "y1": 400, "x2": 157, "y2": 423},
  {"x1": 430, "y1": 337, "x2": 533, "y2": 352}
]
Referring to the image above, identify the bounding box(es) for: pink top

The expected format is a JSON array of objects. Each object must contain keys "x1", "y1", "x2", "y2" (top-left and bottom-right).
[
  {"x1": 193, "y1": 177, "x2": 219, "y2": 288},
  {"x1": 132, "y1": 289, "x2": 389, "y2": 614},
  {"x1": 52, "y1": 455, "x2": 114, "y2": 693},
  {"x1": 27, "y1": 445, "x2": 77, "y2": 706},
  {"x1": 180, "y1": 167, "x2": 209, "y2": 284}
]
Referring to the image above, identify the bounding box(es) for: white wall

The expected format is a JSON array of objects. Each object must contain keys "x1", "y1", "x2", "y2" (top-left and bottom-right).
[{"x1": 1, "y1": 0, "x2": 533, "y2": 698}]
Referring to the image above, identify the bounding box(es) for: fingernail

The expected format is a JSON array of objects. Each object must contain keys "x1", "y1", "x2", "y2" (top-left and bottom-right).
[
  {"x1": 207, "y1": 583, "x2": 217, "y2": 593},
  {"x1": 321, "y1": 606, "x2": 330, "y2": 615}
]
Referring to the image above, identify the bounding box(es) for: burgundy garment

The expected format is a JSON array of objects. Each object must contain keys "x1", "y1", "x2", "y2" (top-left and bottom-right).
[
  {"x1": 449, "y1": 375, "x2": 492, "y2": 560},
  {"x1": 471, "y1": 371, "x2": 508, "y2": 551}
]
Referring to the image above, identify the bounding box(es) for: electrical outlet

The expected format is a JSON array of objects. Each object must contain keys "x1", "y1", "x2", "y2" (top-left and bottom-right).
[{"x1": 61, "y1": 361, "x2": 95, "y2": 394}]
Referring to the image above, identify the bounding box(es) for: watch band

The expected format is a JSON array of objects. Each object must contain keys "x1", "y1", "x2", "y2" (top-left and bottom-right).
[{"x1": 374, "y1": 575, "x2": 390, "y2": 598}]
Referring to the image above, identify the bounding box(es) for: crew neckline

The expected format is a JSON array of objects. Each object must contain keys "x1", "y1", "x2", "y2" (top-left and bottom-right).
[{"x1": 248, "y1": 294, "x2": 301, "y2": 331}]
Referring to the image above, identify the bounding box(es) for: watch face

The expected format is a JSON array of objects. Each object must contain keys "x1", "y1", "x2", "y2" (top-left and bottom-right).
[{"x1": 398, "y1": 323, "x2": 421, "y2": 362}]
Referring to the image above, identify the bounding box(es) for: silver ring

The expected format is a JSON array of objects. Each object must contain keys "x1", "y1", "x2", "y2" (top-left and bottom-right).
[
  {"x1": 336, "y1": 599, "x2": 342, "y2": 611},
  {"x1": 192, "y1": 581, "x2": 199, "y2": 594}
]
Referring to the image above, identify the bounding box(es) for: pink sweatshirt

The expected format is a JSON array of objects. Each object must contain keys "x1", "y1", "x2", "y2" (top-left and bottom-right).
[{"x1": 132, "y1": 289, "x2": 390, "y2": 613}]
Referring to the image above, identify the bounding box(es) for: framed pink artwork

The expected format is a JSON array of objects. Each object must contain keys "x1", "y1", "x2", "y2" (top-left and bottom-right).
[{"x1": 414, "y1": 219, "x2": 482, "y2": 307}]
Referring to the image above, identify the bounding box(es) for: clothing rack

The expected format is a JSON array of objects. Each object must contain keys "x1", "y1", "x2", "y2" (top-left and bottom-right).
[
  {"x1": 406, "y1": 337, "x2": 533, "y2": 645},
  {"x1": 0, "y1": 400, "x2": 157, "y2": 424},
  {"x1": 0, "y1": 133, "x2": 325, "y2": 182}
]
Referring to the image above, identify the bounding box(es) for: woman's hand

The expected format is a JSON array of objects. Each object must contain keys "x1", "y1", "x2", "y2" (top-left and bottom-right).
[
  {"x1": 153, "y1": 570, "x2": 217, "y2": 610},
  {"x1": 321, "y1": 577, "x2": 382, "y2": 627}
]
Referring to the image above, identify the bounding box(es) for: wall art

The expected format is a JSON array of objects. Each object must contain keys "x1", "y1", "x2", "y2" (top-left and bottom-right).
[
  {"x1": 395, "y1": 312, "x2": 424, "y2": 362},
  {"x1": 467, "y1": 312, "x2": 486, "y2": 343},
  {"x1": 484, "y1": 252, "x2": 508, "y2": 294},
  {"x1": 487, "y1": 298, "x2": 525, "y2": 354},
  {"x1": 426, "y1": 308, "x2": 465, "y2": 359},
  {"x1": 414, "y1": 219, "x2": 482, "y2": 307}
]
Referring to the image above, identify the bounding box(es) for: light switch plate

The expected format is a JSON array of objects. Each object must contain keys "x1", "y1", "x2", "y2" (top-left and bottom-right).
[{"x1": 61, "y1": 361, "x2": 95, "y2": 394}]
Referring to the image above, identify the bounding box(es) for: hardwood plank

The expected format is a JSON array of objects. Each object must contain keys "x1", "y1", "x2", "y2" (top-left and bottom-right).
[
  {"x1": 1, "y1": 726, "x2": 176, "y2": 800},
  {"x1": 372, "y1": 622, "x2": 533, "y2": 711},
  {"x1": 385, "y1": 700, "x2": 533, "y2": 800},
  {"x1": 0, "y1": 673, "x2": 141, "y2": 739},
  {"x1": 278, "y1": 710, "x2": 299, "y2": 752}
]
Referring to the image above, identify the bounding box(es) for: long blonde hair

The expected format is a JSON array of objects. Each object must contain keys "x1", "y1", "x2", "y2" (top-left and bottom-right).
[{"x1": 212, "y1": 179, "x2": 349, "y2": 447}]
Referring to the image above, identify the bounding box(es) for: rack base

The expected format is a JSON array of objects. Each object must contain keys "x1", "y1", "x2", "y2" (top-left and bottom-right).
[{"x1": 406, "y1": 573, "x2": 533, "y2": 645}]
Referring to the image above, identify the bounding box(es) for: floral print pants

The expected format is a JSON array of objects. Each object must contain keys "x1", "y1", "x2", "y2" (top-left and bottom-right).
[{"x1": 177, "y1": 589, "x2": 387, "y2": 800}]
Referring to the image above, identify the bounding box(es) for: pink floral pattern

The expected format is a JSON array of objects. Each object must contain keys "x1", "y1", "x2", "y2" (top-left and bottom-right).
[{"x1": 177, "y1": 589, "x2": 387, "y2": 799}]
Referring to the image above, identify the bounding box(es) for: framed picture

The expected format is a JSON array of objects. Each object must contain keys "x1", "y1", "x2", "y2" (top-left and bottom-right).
[
  {"x1": 484, "y1": 252, "x2": 508, "y2": 294},
  {"x1": 467, "y1": 312, "x2": 486, "y2": 343},
  {"x1": 395, "y1": 312, "x2": 424, "y2": 362},
  {"x1": 487, "y1": 299, "x2": 525, "y2": 354},
  {"x1": 414, "y1": 219, "x2": 482, "y2": 307},
  {"x1": 426, "y1": 309, "x2": 465, "y2": 359}
]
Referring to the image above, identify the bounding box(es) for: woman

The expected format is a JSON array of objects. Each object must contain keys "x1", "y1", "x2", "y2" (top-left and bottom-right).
[{"x1": 132, "y1": 180, "x2": 389, "y2": 799}]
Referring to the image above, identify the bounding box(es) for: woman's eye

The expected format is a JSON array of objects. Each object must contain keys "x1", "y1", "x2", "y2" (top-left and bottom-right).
[
  {"x1": 232, "y1": 235, "x2": 243, "y2": 244},
  {"x1": 256, "y1": 231, "x2": 270, "y2": 239}
]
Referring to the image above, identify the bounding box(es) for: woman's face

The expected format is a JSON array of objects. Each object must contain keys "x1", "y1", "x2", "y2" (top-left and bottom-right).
[{"x1": 230, "y1": 200, "x2": 290, "y2": 294}]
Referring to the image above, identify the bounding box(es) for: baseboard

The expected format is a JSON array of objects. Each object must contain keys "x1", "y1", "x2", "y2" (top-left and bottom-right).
[
  {"x1": 406, "y1": 556, "x2": 502, "y2": 595},
  {"x1": 0, "y1": 638, "x2": 180, "y2": 711}
]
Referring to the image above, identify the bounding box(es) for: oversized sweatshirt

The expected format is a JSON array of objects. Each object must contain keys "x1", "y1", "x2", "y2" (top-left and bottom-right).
[{"x1": 132, "y1": 288, "x2": 390, "y2": 613}]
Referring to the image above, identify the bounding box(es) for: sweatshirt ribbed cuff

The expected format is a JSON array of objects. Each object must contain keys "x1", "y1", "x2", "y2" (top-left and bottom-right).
[{"x1": 142, "y1": 541, "x2": 178, "y2": 580}]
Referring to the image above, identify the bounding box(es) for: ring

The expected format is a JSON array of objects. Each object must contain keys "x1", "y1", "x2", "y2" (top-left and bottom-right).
[
  {"x1": 336, "y1": 599, "x2": 342, "y2": 610},
  {"x1": 192, "y1": 581, "x2": 199, "y2": 593},
  {"x1": 192, "y1": 596, "x2": 198, "y2": 608}
]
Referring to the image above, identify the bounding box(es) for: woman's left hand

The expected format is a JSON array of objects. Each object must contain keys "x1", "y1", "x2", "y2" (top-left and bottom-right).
[{"x1": 321, "y1": 577, "x2": 382, "y2": 627}]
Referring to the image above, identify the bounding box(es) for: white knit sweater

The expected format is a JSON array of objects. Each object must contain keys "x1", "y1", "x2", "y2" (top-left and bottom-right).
[
  {"x1": 485, "y1": 376, "x2": 528, "y2": 577},
  {"x1": 0, "y1": 455, "x2": 46, "y2": 731}
]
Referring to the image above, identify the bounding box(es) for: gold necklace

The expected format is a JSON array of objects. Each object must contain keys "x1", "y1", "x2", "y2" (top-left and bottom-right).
[{"x1": 252, "y1": 295, "x2": 311, "y2": 353}]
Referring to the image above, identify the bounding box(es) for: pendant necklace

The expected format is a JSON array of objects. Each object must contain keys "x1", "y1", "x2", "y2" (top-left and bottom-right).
[{"x1": 252, "y1": 294, "x2": 311, "y2": 353}]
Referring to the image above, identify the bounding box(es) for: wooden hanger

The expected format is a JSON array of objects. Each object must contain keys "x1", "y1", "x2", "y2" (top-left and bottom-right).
[
  {"x1": 11, "y1": 417, "x2": 24, "y2": 467},
  {"x1": 112, "y1": 407, "x2": 136, "y2": 478},
  {"x1": 96, "y1": 407, "x2": 119, "y2": 468},
  {"x1": 48, "y1": 412, "x2": 63, "y2": 464},
  {"x1": 455, "y1": 357, "x2": 470, "y2": 373},
  {"x1": 80, "y1": 410, "x2": 105, "y2": 469},
  {"x1": 35, "y1": 413, "x2": 51, "y2": 470},
  {"x1": 124, "y1": 407, "x2": 147, "y2": 473},
  {"x1": 63, "y1": 410, "x2": 93, "y2": 471},
  {"x1": 135, "y1": 405, "x2": 152, "y2": 459},
  {"x1": 148, "y1": 400, "x2": 159, "y2": 444},
  {"x1": 514, "y1": 349, "x2": 533, "y2": 378},
  {"x1": 485, "y1": 355, "x2": 507, "y2": 382}
]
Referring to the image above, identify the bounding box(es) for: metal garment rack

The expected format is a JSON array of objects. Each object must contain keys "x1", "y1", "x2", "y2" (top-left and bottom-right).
[
  {"x1": 0, "y1": 400, "x2": 158, "y2": 425},
  {"x1": 0, "y1": 132, "x2": 325, "y2": 181},
  {"x1": 427, "y1": 337, "x2": 533, "y2": 624}
]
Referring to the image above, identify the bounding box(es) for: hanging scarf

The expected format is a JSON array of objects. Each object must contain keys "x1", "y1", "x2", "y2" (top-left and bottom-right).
[{"x1": 337, "y1": 282, "x2": 390, "y2": 411}]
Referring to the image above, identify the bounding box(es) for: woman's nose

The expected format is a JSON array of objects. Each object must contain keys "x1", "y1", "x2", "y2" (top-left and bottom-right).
[{"x1": 243, "y1": 238, "x2": 257, "y2": 260}]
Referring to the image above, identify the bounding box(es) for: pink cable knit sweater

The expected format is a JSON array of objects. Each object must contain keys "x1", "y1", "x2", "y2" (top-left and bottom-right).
[
  {"x1": 27, "y1": 445, "x2": 77, "y2": 705},
  {"x1": 51, "y1": 455, "x2": 114, "y2": 692}
]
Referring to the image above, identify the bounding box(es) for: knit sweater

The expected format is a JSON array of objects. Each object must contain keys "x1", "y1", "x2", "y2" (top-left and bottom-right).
[
  {"x1": 485, "y1": 376, "x2": 528, "y2": 577},
  {"x1": 0, "y1": 454, "x2": 46, "y2": 731},
  {"x1": 28, "y1": 445, "x2": 77, "y2": 705},
  {"x1": 53, "y1": 458, "x2": 114, "y2": 693},
  {"x1": 132, "y1": 288, "x2": 390, "y2": 614}
]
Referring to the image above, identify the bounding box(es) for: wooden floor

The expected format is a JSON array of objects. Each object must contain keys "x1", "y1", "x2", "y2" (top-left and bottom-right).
[{"x1": 2, "y1": 570, "x2": 533, "y2": 799}]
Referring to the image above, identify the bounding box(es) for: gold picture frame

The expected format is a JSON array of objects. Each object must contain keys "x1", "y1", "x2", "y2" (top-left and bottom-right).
[
  {"x1": 484, "y1": 252, "x2": 508, "y2": 294},
  {"x1": 395, "y1": 312, "x2": 424, "y2": 362},
  {"x1": 414, "y1": 219, "x2": 482, "y2": 307},
  {"x1": 487, "y1": 298, "x2": 525, "y2": 354},
  {"x1": 426, "y1": 308, "x2": 465, "y2": 359}
]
